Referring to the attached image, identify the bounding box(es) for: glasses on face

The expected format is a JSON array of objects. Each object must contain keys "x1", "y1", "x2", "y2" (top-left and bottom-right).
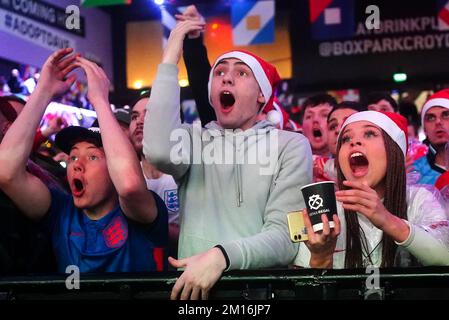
[{"x1": 424, "y1": 110, "x2": 449, "y2": 122}]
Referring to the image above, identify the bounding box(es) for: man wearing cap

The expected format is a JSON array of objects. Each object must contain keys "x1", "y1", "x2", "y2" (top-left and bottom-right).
[
  {"x1": 0, "y1": 48, "x2": 168, "y2": 273},
  {"x1": 144, "y1": 21, "x2": 312, "y2": 299},
  {"x1": 412, "y1": 89, "x2": 449, "y2": 184}
]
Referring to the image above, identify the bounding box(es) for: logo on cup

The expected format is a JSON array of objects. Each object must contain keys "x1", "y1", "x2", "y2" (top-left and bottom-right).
[
  {"x1": 300, "y1": 181, "x2": 337, "y2": 232},
  {"x1": 308, "y1": 194, "x2": 324, "y2": 210}
]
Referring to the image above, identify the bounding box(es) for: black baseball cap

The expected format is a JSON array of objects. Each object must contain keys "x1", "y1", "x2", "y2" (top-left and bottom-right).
[
  {"x1": 88, "y1": 108, "x2": 130, "y2": 129},
  {"x1": 114, "y1": 108, "x2": 131, "y2": 126},
  {"x1": 55, "y1": 126, "x2": 102, "y2": 155}
]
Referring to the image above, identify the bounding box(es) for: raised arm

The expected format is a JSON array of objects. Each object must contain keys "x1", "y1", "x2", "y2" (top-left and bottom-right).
[
  {"x1": 33, "y1": 116, "x2": 67, "y2": 152},
  {"x1": 143, "y1": 20, "x2": 204, "y2": 180},
  {"x1": 0, "y1": 48, "x2": 77, "y2": 219},
  {"x1": 177, "y1": 5, "x2": 216, "y2": 125},
  {"x1": 75, "y1": 57, "x2": 158, "y2": 224}
]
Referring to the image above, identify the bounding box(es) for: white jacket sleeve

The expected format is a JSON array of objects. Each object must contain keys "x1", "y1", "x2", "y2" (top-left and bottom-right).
[
  {"x1": 396, "y1": 185, "x2": 449, "y2": 266},
  {"x1": 143, "y1": 63, "x2": 192, "y2": 180}
]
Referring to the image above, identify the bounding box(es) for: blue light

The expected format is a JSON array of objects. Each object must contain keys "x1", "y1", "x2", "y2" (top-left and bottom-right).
[{"x1": 154, "y1": 0, "x2": 164, "y2": 5}]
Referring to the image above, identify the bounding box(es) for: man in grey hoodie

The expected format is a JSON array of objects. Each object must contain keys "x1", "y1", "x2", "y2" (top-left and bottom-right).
[{"x1": 143, "y1": 20, "x2": 313, "y2": 299}]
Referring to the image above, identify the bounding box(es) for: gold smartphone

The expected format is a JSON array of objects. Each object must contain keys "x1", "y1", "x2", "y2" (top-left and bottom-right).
[{"x1": 287, "y1": 210, "x2": 308, "y2": 242}]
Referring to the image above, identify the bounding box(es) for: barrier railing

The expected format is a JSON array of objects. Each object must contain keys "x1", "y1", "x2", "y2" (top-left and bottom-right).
[{"x1": 1, "y1": 267, "x2": 449, "y2": 300}]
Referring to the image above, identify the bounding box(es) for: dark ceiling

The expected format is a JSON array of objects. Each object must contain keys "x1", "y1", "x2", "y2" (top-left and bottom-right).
[{"x1": 102, "y1": 0, "x2": 292, "y2": 22}]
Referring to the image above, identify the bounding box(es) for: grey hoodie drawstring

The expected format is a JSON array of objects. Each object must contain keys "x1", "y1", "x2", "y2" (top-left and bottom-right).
[
  {"x1": 204, "y1": 120, "x2": 274, "y2": 208},
  {"x1": 235, "y1": 163, "x2": 243, "y2": 207}
]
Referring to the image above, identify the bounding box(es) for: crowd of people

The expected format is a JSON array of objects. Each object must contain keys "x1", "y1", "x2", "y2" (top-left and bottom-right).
[
  {"x1": 0, "y1": 5, "x2": 448, "y2": 300},
  {"x1": 0, "y1": 65, "x2": 92, "y2": 110}
]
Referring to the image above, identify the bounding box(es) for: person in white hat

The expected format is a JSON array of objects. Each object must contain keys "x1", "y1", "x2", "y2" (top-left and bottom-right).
[
  {"x1": 294, "y1": 111, "x2": 449, "y2": 268},
  {"x1": 143, "y1": 20, "x2": 312, "y2": 299},
  {"x1": 412, "y1": 89, "x2": 449, "y2": 184}
]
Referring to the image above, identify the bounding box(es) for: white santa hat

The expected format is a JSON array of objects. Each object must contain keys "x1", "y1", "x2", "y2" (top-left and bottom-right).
[
  {"x1": 265, "y1": 98, "x2": 290, "y2": 129},
  {"x1": 208, "y1": 50, "x2": 281, "y2": 110},
  {"x1": 421, "y1": 89, "x2": 449, "y2": 124},
  {"x1": 338, "y1": 111, "x2": 409, "y2": 157}
]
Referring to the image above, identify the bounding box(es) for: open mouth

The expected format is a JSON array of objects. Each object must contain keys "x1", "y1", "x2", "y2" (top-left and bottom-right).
[
  {"x1": 349, "y1": 152, "x2": 369, "y2": 177},
  {"x1": 220, "y1": 91, "x2": 235, "y2": 110},
  {"x1": 313, "y1": 128, "x2": 322, "y2": 138},
  {"x1": 72, "y1": 178, "x2": 85, "y2": 197}
]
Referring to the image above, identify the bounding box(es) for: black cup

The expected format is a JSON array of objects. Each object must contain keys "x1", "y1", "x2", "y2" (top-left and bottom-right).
[{"x1": 300, "y1": 181, "x2": 337, "y2": 232}]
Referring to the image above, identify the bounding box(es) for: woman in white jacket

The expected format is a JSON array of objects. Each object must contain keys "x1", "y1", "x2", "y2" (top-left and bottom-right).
[{"x1": 295, "y1": 111, "x2": 449, "y2": 268}]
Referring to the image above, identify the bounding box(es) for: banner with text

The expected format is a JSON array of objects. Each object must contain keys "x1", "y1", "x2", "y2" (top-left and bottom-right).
[
  {"x1": 290, "y1": 0, "x2": 449, "y2": 88},
  {"x1": 0, "y1": 8, "x2": 75, "y2": 51}
]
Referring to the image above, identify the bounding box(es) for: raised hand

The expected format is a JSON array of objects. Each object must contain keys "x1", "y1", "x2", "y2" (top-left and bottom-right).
[
  {"x1": 36, "y1": 48, "x2": 78, "y2": 98},
  {"x1": 335, "y1": 180, "x2": 410, "y2": 242},
  {"x1": 175, "y1": 5, "x2": 205, "y2": 39},
  {"x1": 169, "y1": 247, "x2": 226, "y2": 300},
  {"x1": 335, "y1": 180, "x2": 389, "y2": 229},
  {"x1": 74, "y1": 57, "x2": 110, "y2": 107},
  {"x1": 162, "y1": 19, "x2": 205, "y2": 65},
  {"x1": 303, "y1": 210, "x2": 340, "y2": 268},
  {"x1": 41, "y1": 115, "x2": 67, "y2": 138}
]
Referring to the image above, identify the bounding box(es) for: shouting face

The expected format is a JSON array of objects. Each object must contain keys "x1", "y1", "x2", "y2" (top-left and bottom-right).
[
  {"x1": 67, "y1": 141, "x2": 117, "y2": 216},
  {"x1": 302, "y1": 103, "x2": 333, "y2": 156},
  {"x1": 210, "y1": 58, "x2": 265, "y2": 131},
  {"x1": 338, "y1": 121, "x2": 387, "y2": 195}
]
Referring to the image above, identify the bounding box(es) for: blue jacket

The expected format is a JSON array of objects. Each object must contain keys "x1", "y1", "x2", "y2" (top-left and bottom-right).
[{"x1": 413, "y1": 149, "x2": 446, "y2": 185}]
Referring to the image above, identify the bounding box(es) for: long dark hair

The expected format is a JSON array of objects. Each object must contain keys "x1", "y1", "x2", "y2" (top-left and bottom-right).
[{"x1": 335, "y1": 130, "x2": 407, "y2": 268}]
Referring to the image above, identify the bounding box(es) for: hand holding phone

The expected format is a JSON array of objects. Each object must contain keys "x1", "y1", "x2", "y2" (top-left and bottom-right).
[{"x1": 287, "y1": 210, "x2": 309, "y2": 242}]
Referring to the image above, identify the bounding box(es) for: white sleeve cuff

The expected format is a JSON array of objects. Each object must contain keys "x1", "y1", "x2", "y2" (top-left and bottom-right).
[{"x1": 395, "y1": 219, "x2": 415, "y2": 247}]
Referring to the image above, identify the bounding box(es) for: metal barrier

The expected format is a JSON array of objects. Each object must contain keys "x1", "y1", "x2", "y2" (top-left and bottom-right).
[{"x1": 1, "y1": 267, "x2": 449, "y2": 300}]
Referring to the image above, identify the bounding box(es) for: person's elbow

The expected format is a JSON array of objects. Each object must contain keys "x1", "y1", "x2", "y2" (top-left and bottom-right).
[
  {"x1": 0, "y1": 161, "x2": 17, "y2": 188},
  {"x1": 117, "y1": 176, "x2": 144, "y2": 200},
  {"x1": 143, "y1": 140, "x2": 172, "y2": 169},
  {"x1": 283, "y1": 241, "x2": 299, "y2": 266}
]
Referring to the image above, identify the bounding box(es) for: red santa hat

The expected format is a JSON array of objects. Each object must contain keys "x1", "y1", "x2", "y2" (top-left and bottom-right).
[
  {"x1": 421, "y1": 89, "x2": 449, "y2": 124},
  {"x1": 264, "y1": 98, "x2": 290, "y2": 129},
  {"x1": 435, "y1": 172, "x2": 449, "y2": 191},
  {"x1": 339, "y1": 111, "x2": 409, "y2": 157},
  {"x1": 208, "y1": 50, "x2": 281, "y2": 111}
]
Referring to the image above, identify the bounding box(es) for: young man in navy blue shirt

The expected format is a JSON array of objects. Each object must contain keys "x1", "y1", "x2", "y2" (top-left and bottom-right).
[{"x1": 0, "y1": 48, "x2": 168, "y2": 273}]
